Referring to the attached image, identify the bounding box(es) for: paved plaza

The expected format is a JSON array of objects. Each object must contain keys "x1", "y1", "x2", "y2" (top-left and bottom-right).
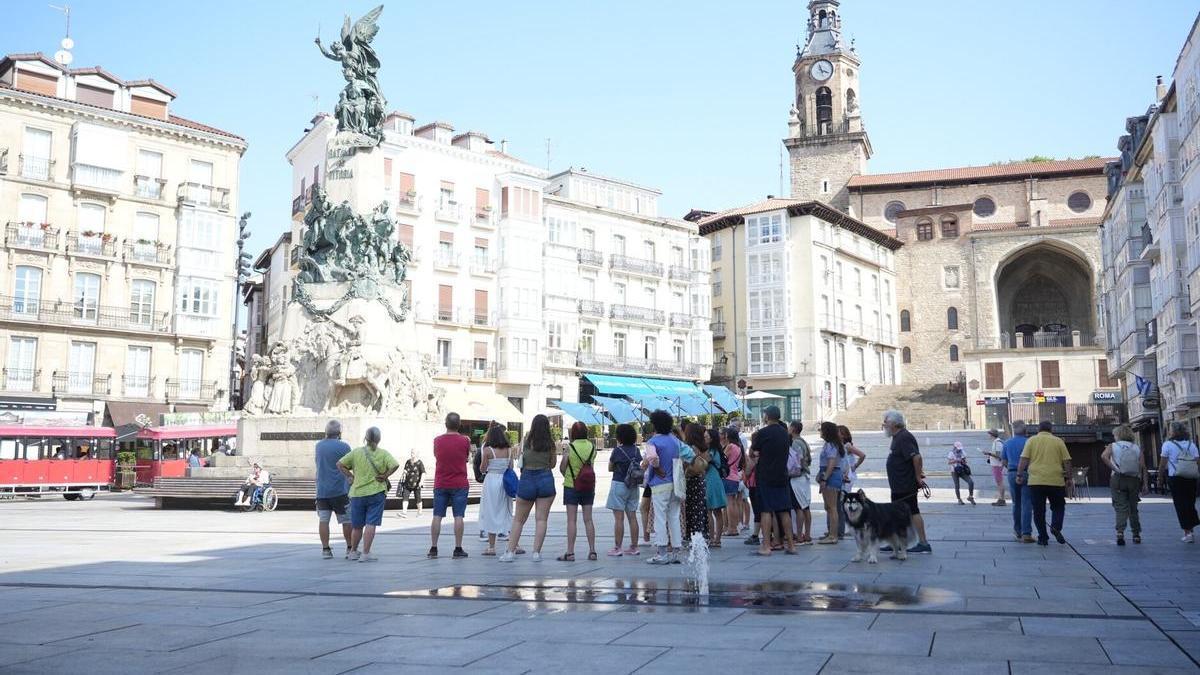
[{"x1": 2, "y1": 433, "x2": 1200, "y2": 674}]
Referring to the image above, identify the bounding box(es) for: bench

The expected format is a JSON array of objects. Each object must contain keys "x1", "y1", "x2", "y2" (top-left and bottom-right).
[{"x1": 143, "y1": 476, "x2": 484, "y2": 508}]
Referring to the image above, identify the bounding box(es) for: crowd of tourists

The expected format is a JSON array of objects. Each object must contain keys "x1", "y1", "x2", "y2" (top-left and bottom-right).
[{"x1": 308, "y1": 408, "x2": 1200, "y2": 562}]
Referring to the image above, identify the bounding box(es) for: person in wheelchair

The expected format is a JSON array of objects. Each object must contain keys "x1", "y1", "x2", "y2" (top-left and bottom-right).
[{"x1": 235, "y1": 462, "x2": 272, "y2": 507}]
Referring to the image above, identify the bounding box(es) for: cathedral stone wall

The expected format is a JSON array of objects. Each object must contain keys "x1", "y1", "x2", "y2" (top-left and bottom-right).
[{"x1": 788, "y1": 138, "x2": 868, "y2": 212}]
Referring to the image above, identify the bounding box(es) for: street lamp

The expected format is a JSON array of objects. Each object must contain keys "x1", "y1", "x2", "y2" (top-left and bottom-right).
[
  {"x1": 229, "y1": 213, "x2": 252, "y2": 410},
  {"x1": 737, "y1": 377, "x2": 747, "y2": 421}
]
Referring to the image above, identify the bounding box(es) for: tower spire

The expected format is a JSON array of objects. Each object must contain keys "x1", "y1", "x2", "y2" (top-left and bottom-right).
[{"x1": 801, "y1": 0, "x2": 843, "y2": 57}]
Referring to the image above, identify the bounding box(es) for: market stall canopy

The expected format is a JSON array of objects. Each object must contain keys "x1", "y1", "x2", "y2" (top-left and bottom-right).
[
  {"x1": 702, "y1": 385, "x2": 749, "y2": 414},
  {"x1": 591, "y1": 395, "x2": 647, "y2": 424},
  {"x1": 583, "y1": 373, "x2": 658, "y2": 397},
  {"x1": 441, "y1": 387, "x2": 524, "y2": 424},
  {"x1": 742, "y1": 390, "x2": 785, "y2": 400},
  {"x1": 552, "y1": 400, "x2": 611, "y2": 426}
]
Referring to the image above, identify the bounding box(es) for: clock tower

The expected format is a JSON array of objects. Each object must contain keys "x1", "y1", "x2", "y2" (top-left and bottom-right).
[{"x1": 785, "y1": 0, "x2": 872, "y2": 213}]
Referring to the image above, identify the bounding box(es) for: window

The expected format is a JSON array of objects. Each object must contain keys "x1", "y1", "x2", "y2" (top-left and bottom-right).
[
  {"x1": 824, "y1": 339, "x2": 832, "y2": 375},
  {"x1": 1040, "y1": 360, "x2": 1061, "y2": 388},
  {"x1": 871, "y1": 274, "x2": 879, "y2": 299},
  {"x1": 902, "y1": 347, "x2": 911, "y2": 363},
  {"x1": 437, "y1": 284, "x2": 453, "y2": 320},
  {"x1": 580, "y1": 277, "x2": 595, "y2": 300},
  {"x1": 949, "y1": 345, "x2": 959, "y2": 362},
  {"x1": 713, "y1": 281, "x2": 722, "y2": 296},
  {"x1": 178, "y1": 349, "x2": 203, "y2": 398},
  {"x1": 673, "y1": 339, "x2": 685, "y2": 363},
  {"x1": 125, "y1": 346, "x2": 151, "y2": 397},
  {"x1": 748, "y1": 214, "x2": 783, "y2": 245},
  {"x1": 835, "y1": 261, "x2": 843, "y2": 288},
  {"x1": 439, "y1": 181, "x2": 455, "y2": 209},
  {"x1": 546, "y1": 321, "x2": 564, "y2": 349},
  {"x1": 76, "y1": 83, "x2": 114, "y2": 107},
  {"x1": 580, "y1": 328, "x2": 595, "y2": 353},
  {"x1": 6, "y1": 337, "x2": 37, "y2": 391},
  {"x1": 613, "y1": 282, "x2": 626, "y2": 305},
  {"x1": 748, "y1": 251, "x2": 784, "y2": 284},
  {"x1": 644, "y1": 287, "x2": 656, "y2": 308},
  {"x1": 857, "y1": 347, "x2": 866, "y2": 380},
  {"x1": 940, "y1": 215, "x2": 959, "y2": 238},
  {"x1": 900, "y1": 310, "x2": 911, "y2": 332},
  {"x1": 21, "y1": 127, "x2": 51, "y2": 180},
  {"x1": 884, "y1": 201, "x2": 906, "y2": 224},
  {"x1": 947, "y1": 306, "x2": 959, "y2": 330},
  {"x1": 178, "y1": 278, "x2": 218, "y2": 316},
  {"x1": 973, "y1": 196, "x2": 996, "y2": 218},
  {"x1": 614, "y1": 332, "x2": 626, "y2": 357},
  {"x1": 68, "y1": 341, "x2": 96, "y2": 394},
  {"x1": 179, "y1": 209, "x2": 222, "y2": 250},
  {"x1": 73, "y1": 273, "x2": 101, "y2": 323},
  {"x1": 1098, "y1": 359, "x2": 1118, "y2": 388},
  {"x1": 612, "y1": 234, "x2": 626, "y2": 256},
  {"x1": 816, "y1": 86, "x2": 833, "y2": 133},
  {"x1": 644, "y1": 336, "x2": 657, "y2": 360},
  {"x1": 131, "y1": 212, "x2": 160, "y2": 260},
  {"x1": 883, "y1": 279, "x2": 891, "y2": 304},
  {"x1": 837, "y1": 342, "x2": 846, "y2": 377},
  {"x1": 436, "y1": 339, "x2": 452, "y2": 368},
  {"x1": 853, "y1": 269, "x2": 862, "y2": 295},
  {"x1": 915, "y1": 219, "x2": 934, "y2": 241},
  {"x1": 473, "y1": 341, "x2": 488, "y2": 371},
  {"x1": 748, "y1": 288, "x2": 786, "y2": 329},
  {"x1": 749, "y1": 335, "x2": 787, "y2": 374},
  {"x1": 671, "y1": 246, "x2": 684, "y2": 267},
  {"x1": 76, "y1": 203, "x2": 106, "y2": 253},
  {"x1": 1068, "y1": 191, "x2": 1092, "y2": 213},
  {"x1": 130, "y1": 280, "x2": 156, "y2": 327},
  {"x1": 837, "y1": 383, "x2": 847, "y2": 410},
  {"x1": 13, "y1": 266, "x2": 41, "y2": 315},
  {"x1": 645, "y1": 240, "x2": 656, "y2": 261},
  {"x1": 711, "y1": 239, "x2": 722, "y2": 262},
  {"x1": 984, "y1": 362, "x2": 1004, "y2": 390},
  {"x1": 581, "y1": 228, "x2": 595, "y2": 250},
  {"x1": 18, "y1": 193, "x2": 48, "y2": 227}
]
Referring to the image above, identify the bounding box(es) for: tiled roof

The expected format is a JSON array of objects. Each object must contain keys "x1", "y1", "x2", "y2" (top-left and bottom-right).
[
  {"x1": 847, "y1": 157, "x2": 1114, "y2": 190},
  {"x1": 696, "y1": 198, "x2": 801, "y2": 225},
  {"x1": 970, "y1": 218, "x2": 1101, "y2": 233},
  {"x1": 698, "y1": 198, "x2": 903, "y2": 250},
  {"x1": 895, "y1": 203, "x2": 972, "y2": 218},
  {"x1": 166, "y1": 114, "x2": 244, "y2": 141}
]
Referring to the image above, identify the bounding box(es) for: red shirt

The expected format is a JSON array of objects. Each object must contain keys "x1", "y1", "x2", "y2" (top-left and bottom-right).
[{"x1": 433, "y1": 433, "x2": 471, "y2": 489}]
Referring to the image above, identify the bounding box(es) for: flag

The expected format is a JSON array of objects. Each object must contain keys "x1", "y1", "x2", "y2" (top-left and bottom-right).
[{"x1": 1134, "y1": 374, "x2": 1153, "y2": 397}]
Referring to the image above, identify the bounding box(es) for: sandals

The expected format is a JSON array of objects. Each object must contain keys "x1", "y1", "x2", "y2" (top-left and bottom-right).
[
  {"x1": 588, "y1": 552, "x2": 597, "y2": 561},
  {"x1": 556, "y1": 553, "x2": 576, "y2": 562},
  {"x1": 482, "y1": 549, "x2": 496, "y2": 556}
]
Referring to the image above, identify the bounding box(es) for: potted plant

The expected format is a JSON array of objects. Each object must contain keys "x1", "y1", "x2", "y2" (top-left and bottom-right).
[
  {"x1": 116, "y1": 451, "x2": 137, "y2": 490},
  {"x1": 39, "y1": 222, "x2": 51, "y2": 231}
]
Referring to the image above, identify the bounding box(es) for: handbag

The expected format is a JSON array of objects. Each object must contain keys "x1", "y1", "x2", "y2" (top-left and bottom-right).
[
  {"x1": 363, "y1": 448, "x2": 392, "y2": 493},
  {"x1": 672, "y1": 456, "x2": 686, "y2": 499},
  {"x1": 954, "y1": 462, "x2": 971, "y2": 478},
  {"x1": 686, "y1": 450, "x2": 709, "y2": 477},
  {"x1": 569, "y1": 440, "x2": 597, "y2": 493},
  {"x1": 1172, "y1": 441, "x2": 1200, "y2": 480},
  {"x1": 502, "y1": 466, "x2": 518, "y2": 498}
]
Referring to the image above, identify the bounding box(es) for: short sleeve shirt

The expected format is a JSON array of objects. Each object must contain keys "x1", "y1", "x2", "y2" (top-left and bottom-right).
[
  {"x1": 646, "y1": 434, "x2": 680, "y2": 488},
  {"x1": 1021, "y1": 432, "x2": 1071, "y2": 487},
  {"x1": 1161, "y1": 439, "x2": 1199, "y2": 477},
  {"x1": 401, "y1": 459, "x2": 426, "y2": 489},
  {"x1": 433, "y1": 433, "x2": 471, "y2": 489},
  {"x1": 610, "y1": 444, "x2": 642, "y2": 483},
  {"x1": 886, "y1": 429, "x2": 921, "y2": 493},
  {"x1": 563, "y1": 439, "x2": 596, "y2": 490},
  {"x1": 750, "y1": 424, "x2": 790, "y2": 488},
  {"x1": 314, "y1": 438, "x2": 352, "y2": 498},
  {"x1": 725, "y1": 444, "x2": 743, "y2": 482},
  {"x1": 339, "y1": 447, "x2": 398, "y2": 498},
  {"x1": 1001, "y1": 435, "x2": 1027, "y2": 470}
]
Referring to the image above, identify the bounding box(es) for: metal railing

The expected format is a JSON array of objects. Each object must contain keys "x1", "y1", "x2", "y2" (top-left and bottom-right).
[
  {"x1": 578, "y1": 249, "x2": 604, "y2": 266},
  {"x1": 1, "y1": 367, "x2": 39, "y2": 392},
  {"x1": 611, "y1": 303, "x2": 665, "y2": 324},
  {"x1": 544, "y1": 348, "x2": 578, "y2": 369},
  {"x1": 610, "y1": 254, "x2": 663, "y2": 277},
  {"x1": 124, "y1": 242, "x2": 171, "y2": 265},
  {"x1": 578, "y1": 299, "x2": 604, "y2": 317},
  {"x1": 433, "y1": 252, "x2": 460, "y2": 269},
  {"x1": 710, "y1": 362, "x2": 732, "y2": 381},
  {"x1": 122, "y1": 375, "x2": 155, "y2": 399},
  {"x1": 1006, "y1": 402, "x2": 1126, "y2": 427},
  {"x1": 0, "y1": 147, "x2": 7, "y2": 174},
  {"x1": 436, "y1": 360, "x2": 498, "y2": 380},
  {"x1": 0, "y1": 294, "x2": 170, "y2": 333},
  {"x1": 52, "y1": 372, "x2": 111, "y2": 397},
  {"x1": 20, "y1": 154, "x2": 53, "y2": 181},
  {"x1": 470, "y1": 258, "x2": 497, "y2": 275},
  {"x1": 669, "y1": 265, "x2": 700, "y2": 282},
  {"x1": 66, "y1": 231, "x2": 117, "y2": 258},
  {"x1": 5, "y1": 223, "x2": 58, "y2": 251},
  {"x1": 435, "y1": 201, "x2": 461, "y2": 222},
  {"x1": 165, "y1": 378, "x2": 217, "y2": 402},
  {"x1": 576, "y1": 352, "x2": 700, "y2": 378},
  {"x1": 134, "y1": 175, "x2": 166, "y2": 200},
  {"x1": 710, "y1": 321, "x2": 726, "y2": 338},
  {"x1": 291, "y1": 194, "x2": 306, "y2": 216},
  {"x1": 177, "y1": 182, "x2": 230, "y2": 210},
  {"x1": 418, "y1": 306, "x2": 495, "y2": 328},
  {"x1": 975, "y1": 331, "x2": 1104, "y2": 350},
  {"x1": 474, "y1": 208, "x2": 495, "y2": 226},
  {"x1": 670, "y1": 312, "x2": 692, "y2": 328},
  {"x1": 395, "y1": 191, "x2": 422, "y2": 213}
]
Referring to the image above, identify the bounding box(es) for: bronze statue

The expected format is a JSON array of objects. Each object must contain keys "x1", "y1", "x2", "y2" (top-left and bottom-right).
[{"x1": 315, "y1": 5, "x2": 386, "y2": 145}]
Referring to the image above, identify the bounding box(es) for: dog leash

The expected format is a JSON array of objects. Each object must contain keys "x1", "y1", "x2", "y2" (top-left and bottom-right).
[{"x1": 890, "y1": 482, "x2": 932, "y2": 502}]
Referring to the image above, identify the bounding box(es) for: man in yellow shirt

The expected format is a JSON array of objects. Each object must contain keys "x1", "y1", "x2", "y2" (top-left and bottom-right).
[{"x1": 1017, "y1": 420, "x2": 1074, "y2": 546}]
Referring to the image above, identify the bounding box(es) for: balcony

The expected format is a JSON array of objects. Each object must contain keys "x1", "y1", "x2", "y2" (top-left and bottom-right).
[
  {"x1": 578, "y1": 249, "x2": 604, "y2": 267},
  {"x1": 177, "y1": 182, "x2": 231, "y2": 211},
  {"x1": 469, "y1": 257, "x2": 497, "y2": 276},
  {"x1": 438, "y1": 359, "x2": 498, "y2": 381},
  {"x1": 5, "y1": 223, "x2": 58, "y2": 252},
  {"x1": 418, "y1": 306, "x2": 495, "y2": 329},
  {"x1": 66, "y1": 231, "x2": 117, "y2": 258},
  {"x1": 578, "y1": 299, "x2": 604, "y2": 317},
  {"x1": 166, "y1": 378, "x2": 217, "y2": 402},
  {"x1": 134, "y1": 175, "x2": 166, "y2": 200},
  {"x1": 577, "y1": 352, "x2": 701, "y2": 379},
  {"x1": 173, "y1": 314, "x2": 220, "y2": 338},
  {"x1": 395, "y1": 191, "x2": 422, "y2": 214},
  {"x1": 0, "y1": 294, "x2": 170, "y2": 334},
  {"x1": 668, "y1": 265, "x2": 700, "y2": 283},
  {"x1": 710, "y1": 321, "x2": 727, "y2": 339},
  {"x1": 544, "y1": 348, "x2": 578, "y2": 370},
  {"x1": 433, "y1": 252, "x2": 460, "y2": 271},
  {"x1": 670, "y1": 312, "x2": 693, "y2": 329},
  {"x1": 1, "y1": 367, "x2": 39, "y2": 393},
  {"x1": 122, "y1": 375, "x2": 156, "y2": 399},
  {"x1": 124, "y1": 241, "x2": 172, "y2": 266},
  {"x1": 610, "y1": 254, "x2": 663, "y2": 278},
  {"x1": 52, "y1": 371, "x2": 111, "y2": 397},
  {"x1": 709, "y1": 361, "x2": 733, "y2": 382},
  {"x1": 611, "y1": 303, "x2": 665, "y2": 325},
  {"x1": 19, "y1": 154, "x2": 53, "y2": 181},
  {"x1": 71, "y1": 163, "x2": 123, "y2": 194},
  {"x1": 435, "y1": 201, "x2": 461, "y2": 223}
]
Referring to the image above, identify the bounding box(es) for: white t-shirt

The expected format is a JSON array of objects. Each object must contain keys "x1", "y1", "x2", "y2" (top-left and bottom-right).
[
  {"x1": 987, "y1": 438, "x2": 1003, "y2": 465},
  {"x1": 1161, "y1": 440, "x2": 1199, "y2": 477},
  {"x1": 947, "y1": 450, "x2": 968, "y2": 467}
]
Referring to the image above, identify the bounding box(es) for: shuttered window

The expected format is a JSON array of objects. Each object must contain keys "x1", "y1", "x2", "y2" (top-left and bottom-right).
[
  {"x1": 131, "y1": 95, "x2": 167, "y2": 120},
  {"x1": 475, "y1": 188, "x2": 489, "y2": 211},
  {"x1": 984, "y1": 363, "x2": 1004, "y2": 390},
  {"x1": 438, "y1": 285, "x2": 452, "y2": 312},
  {"x1": 474, "y1": 289, "x2": 488, "y2": 314},
  {"x1": 76, "y1": 83, "x2": 115, "y2": 108},
  {"x1": 439, "y1": 231, "x2": 454, "y2": 244},
  {"x1": 399, "y1": 172, "x2": 415, "y2": 194},
  {"x1": 383, "y1": 158, "x2": 392, "y2": 190},
  {"x1": 473, "y1": 341, "x2": 488, "y2": 359},
  {"x1": 16, "y1": 69, "x2": 58, "y2": 96},
  {"x1": 1040, "y1": 360, "x2": 1060, "y2": 389},
  {"x1": 1097, "y1": 359, "x2": 1118, "y2": 388},
  {"x1": 398, "y1": 223, "x2": 414, "y2": 247}
]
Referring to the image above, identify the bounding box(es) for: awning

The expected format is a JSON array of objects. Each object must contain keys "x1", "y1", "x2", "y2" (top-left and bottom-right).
[
  {"x1": 552, "y1": 400, "x2": 611, "y2": 426},
  {"x1": 675, "y1": 394, "x2": 717, "y2": 416},
  {"x1": 441, "y1": 387, "x2": 524, "y2": 424},
  {"x1": 627, "y1": 394, "x2": 683, "y2": 416},
  {"x1": 743, "y1": 390, "x2": 785, "y2": 400},
  {"x1": 583, "y1": 373, "x2": 657, "y2": 397},
  {"x1": 138, "y1": 424, "x2": 236, "y2": 441},
  {"x1": 703, "y1": 385, "x2": 748, "y2": 414},
  {"x1": 591, "y1": 395, "x2": 647, "y2": 424},
  {"x1": 0, "y1": 425, "x2": 116, "y2": 439},
  {"x1": 639, "y1": 376, "x2": 703, "y2": 397}
]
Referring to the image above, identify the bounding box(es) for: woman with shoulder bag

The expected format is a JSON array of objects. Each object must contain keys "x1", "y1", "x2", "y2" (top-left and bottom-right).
[
  {"x1": 478, "y1": 425, "x2": 515, "y2": 556},
  {"x1": 605, "y1": 423, "x2": 643, "y2": 557},
  {"x1": 720, "y1": 428, "x2": 745, "y2": 538},
  {"x1": 1159, "y1": 422, "x2": 1200, "y2": 543},
  {"x1": 682, "y1": 423, "x2": 710, "y2": 542},
  {"x1": 499, "y1": 415, "x2": 557, "y2": 563},
  {"x1": 558, "y1": 422, "x2": 598, "y2": 561},
  {"x1": 704, "y1": 428, "x2": 728, "y2": 547},
  {"x1": 1101, "y1": 424, "x2": 1147, "y2": 545}
]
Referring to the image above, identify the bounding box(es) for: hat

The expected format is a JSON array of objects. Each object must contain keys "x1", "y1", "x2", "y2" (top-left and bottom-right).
[
  {"x1": 987, "y1": 429, "x2": 1000, "y2": 437},
  {"x1": 953, "y1": 441, "x2": 964, "y2": 450}
]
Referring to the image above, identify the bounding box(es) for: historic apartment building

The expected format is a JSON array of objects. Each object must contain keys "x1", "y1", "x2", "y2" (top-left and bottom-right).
[{"x1": 0, "y1": 52, "x2": 245, "y2": 421}]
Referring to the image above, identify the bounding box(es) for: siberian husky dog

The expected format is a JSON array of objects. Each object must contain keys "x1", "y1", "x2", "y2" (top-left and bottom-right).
[{"x1": 844, "y1": 489, "x2": 913, "y2": 564}]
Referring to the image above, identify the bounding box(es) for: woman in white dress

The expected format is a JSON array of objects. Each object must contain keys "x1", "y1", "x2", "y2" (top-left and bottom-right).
[{"x1": 479, "y1": 424, "x2": 514, "y2": 556}]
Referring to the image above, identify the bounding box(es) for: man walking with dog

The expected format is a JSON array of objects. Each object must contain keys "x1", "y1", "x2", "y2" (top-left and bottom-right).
[
  {"x1": 1017, "y1": 420, "x2": 1073, "y2": 546},
  {"x1": 881, "y1": 410, "x2": 931, "y2": 554}
]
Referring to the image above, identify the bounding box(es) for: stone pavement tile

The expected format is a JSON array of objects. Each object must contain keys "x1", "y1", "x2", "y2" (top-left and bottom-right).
[
  {"x1": 175, "y1": 628, "x2": 383, "y2": 661},
  {"x1": 1101, "y1": 638, "x2": 1197, "y2": 668},
  {"x1": 346, "y1": 662, "x2": 523, "y2": 675},
  {"x1": 54, "y1": 623, "x2": 247, "y2": 653},
  {"x1": 254, "y1": 593, "x2": 405, "y2": 614},
  {"x1": 729, "y1": 609, "x2": 877, "y2": 630},
  {"x1": 313, "y1": 635, "x2": 513, "y2": 667},
  {"x1": 363, "y1": 613, "x2": 516, "y2": 638},
  {"x1": 873, "y1": 572, "x2": 985, "y2": 587},
  {"x1": 1166, "y1": 631, "x2": 1200, "y2": 661},
  {"x1": 3, "y1": 647, "x2": 215, "y2": 674},
  {"x1": 0, "y1": 644, "x2": 84, "y2": 666},
  {"x1": 0, "y1": 618, "x2": 138, "y2": 645},
  {"x1": 932, "y1": 583, "x2": 1037, "y2": 599},
  {"x1": 767, "y1": 627, "x2": 932, "y2": 656},
  {"x1": 965, "y1": 597, "x2": 1104, "y2": 616},
  {"x1": 84, "y1": 588, "x2": 296, "y2": 607},
  {"x1": 822, "y1": 653, "x2": 1009, "y2": 674},
  {"x1": 132, "y1": 603, "x2": 291, "y2": 627},
  {"x1": 932, "y1": 630, "x2": 1110, "y2": 664},
  {"x1": 473, "y1": 616, "x2": 640, "y2": 644},
  {"x1": 479, "y1": 642, "x2": 669, "y2": 674},
  {"x1": 986, "y1": 575, "x2": 1108, "y2": 589},
  {"x1": 594, "y1": 605, "x2": 746, "y2": 625},
  {"x1": 1021, "y1": 617, "x2": 1168, "y2": 640},
  {"x1": 1032, "y1": 586, "x2": 1128, "y2": 603},
  {"x1": 163, "y1": 655, "x2": 370, "y2": 675},
  {"x1": 1010, "y1": 661, "x2": 1195, "y2": 674},
  {"x1": 0, "y1": 601, "x2": 144, "y2": 626},
  {"x1": 220, "y1": 609, "x2": 395, "y2": 635},
  {"x1": 371, "y1": 597, "x2": 514, "y2": 616},
  {"x1": 639, "y1": 646, "x2": 829, "y2": 673},
  {"x1": 872, "y1": 612, "x2": 1020, "y2": 633},
  {"x1": 614, "y1": 622, "x2": 780, "y2": 650},
  {"x1": 1099, "y1": 598, "x2": 1146, "y2": 617},
  {"x1": 469, "y1": 601, "x2": 630, "y2": 620}
]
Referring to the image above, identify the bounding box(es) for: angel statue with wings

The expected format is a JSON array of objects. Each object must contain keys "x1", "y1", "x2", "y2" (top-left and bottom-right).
[{"x1": 316, "y1": 5, "x2": 386, "y2": 145}]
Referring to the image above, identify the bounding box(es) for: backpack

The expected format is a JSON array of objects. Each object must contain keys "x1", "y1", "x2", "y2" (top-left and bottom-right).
[
  {"x1": 1111, "y1": 440, "x2": 1141, "y2": 477},
  {"x1": 620, "y1": 446, "x2": 644, "y2": 490},
  {"x1": 472, "y1": 445, "x2": 485, "y2": 484},
  {"x1": 569, "y1": 440, "x2": 597, "y2": 493}
]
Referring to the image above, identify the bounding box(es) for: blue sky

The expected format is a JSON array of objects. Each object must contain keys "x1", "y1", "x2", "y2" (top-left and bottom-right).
[{"x1": 4, "y1": 1, "x2": 1196, "y2": 254}]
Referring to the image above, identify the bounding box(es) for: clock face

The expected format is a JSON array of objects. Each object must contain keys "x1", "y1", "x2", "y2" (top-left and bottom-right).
[{"x1": 810, "y1": 60, "x2": 834, "y2": 81}]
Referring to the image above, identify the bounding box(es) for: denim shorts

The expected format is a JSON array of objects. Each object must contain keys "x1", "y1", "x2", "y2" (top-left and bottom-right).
[
  {"x1": 516, "y1": 468, "x2": 555, "y2": 501},
  {"x1": 722, "y1": 478, "x2": 740, "y2": 495},
  {"x1": 563, "y1": 486, "x2": 594, "y2": 506},
  {"x1": 432, "y1": 487, "x2": 468, "y2": 518},
  {"x1": 349, "y1": 491, "x2": 386, "y2": 528},
  {"x1": 606, "y1": 480, "x2": 639, "y2": 511},
  {"x1": 822, "y1": 468, "x2": 844, "y2": 491}
]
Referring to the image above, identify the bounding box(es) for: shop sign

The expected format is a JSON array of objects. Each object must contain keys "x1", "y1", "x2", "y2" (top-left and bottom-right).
[
  {"x1": 984, "y1": 396, "x2": 1009, "y2": 405},
  {"x1": 1092, "y1": 391, "x2": 1123, "y2": 403},
  {"x1": 159, "y1": 411, "x2": 239, "y2": 427},
  {"x1": 1011, "y1": 392, "x2": 1035, "y2": 404}
]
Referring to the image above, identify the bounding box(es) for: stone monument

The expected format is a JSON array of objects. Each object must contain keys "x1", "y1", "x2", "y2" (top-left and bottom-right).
[{"x1": 232, "y1": 5, "x2": 445, "y2": 478}]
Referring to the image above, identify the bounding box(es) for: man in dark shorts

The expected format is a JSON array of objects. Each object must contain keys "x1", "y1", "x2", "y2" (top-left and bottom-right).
[
  {"x1": 882, "y1": 409, "x2": 931, "y2": 554},
  {"x1": 749, "y1": 406, "x2": 795, "y2": 555},
  {"x1": 314, "y1": 420, "x2": 352, "y2": 559}
]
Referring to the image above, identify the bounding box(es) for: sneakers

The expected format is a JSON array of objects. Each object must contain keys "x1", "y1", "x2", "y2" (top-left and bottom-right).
[
  {"x1": 968, "y1": 496, "x2": 976, "y2": 505},
  {"x1": 623, "y1": 547, "x2": 640, "y2": 556},
  {"x1": 647, "y1": 553, "x2": 672, "y2": 565},
  {"x1": 1183, "y1": 533, "x2": 1195, "y2": 543},
  {"x1": 906, "y1": 542, "x2": 932, "y2": 554},
  {"x1": 322, "y1": 547, "x2": 334, "y2": 559},
  {"x1": 498, "y1": 550, "x2": 516, "y2": 562},
  {"x1": 531, "y1": 552, "x2": 542, "y2": 562},
  {"x1": 497, "y1": 533, "x2": 509, "y2": 540},
  {"x1": 606, "y1": 547, "x2": 623, "y2": 557},
  {"x1": 345, "y1": 548, "x2": 354, "y2": 560},
  {"x1": 453, "y1": 547, "x2": 469, "y2": 559},
  {"x1": 1051, "y1": 528, "x2": 1066, "y2": 544},
  {"x1": 479, "y1": 531, "x2": 487, "y2": 540},
  {"x1": 358, "y1": 554, "x2": 378, "y2": 563},
  {"x1": 1021, "y1": 535, "x2": 1036, "y2": 544},
  {"x1": 797, "y1": 538, "x2": 814, "y2": 546},
  {"x1": 348, "y1": 549, "x2": 361, "y2": 561},
  {"x1": 816, "y1": 536, "x2": 838, "y2": 545},
  {"x1": 994, "y1": 499, "x2": 1006, "y2": 506}
]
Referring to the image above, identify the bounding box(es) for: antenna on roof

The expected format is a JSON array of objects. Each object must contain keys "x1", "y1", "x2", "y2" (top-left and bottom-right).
[
  {"x1": 311, "y1": 93, "x2": 320, "y2": 114},
  {"x1": 49, "y1": 4, "x2": 73, "y2": 66},
  {"x1": 545, "y1": 138, "x2": 551, "y2": 171}
]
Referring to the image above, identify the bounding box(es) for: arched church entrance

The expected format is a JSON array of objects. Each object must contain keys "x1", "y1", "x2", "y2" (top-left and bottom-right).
[{"x1": 994, "y1": 242, "x2": 1095, "y2": 348}]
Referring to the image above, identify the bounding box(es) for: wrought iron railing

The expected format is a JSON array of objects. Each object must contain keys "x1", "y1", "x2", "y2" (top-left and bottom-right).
[
  {"x1": 710, "y1": 321, "x2": 727, "y2": 338},
  {"x1": 122, "y1": 374, "x2": 155, "y2": 399},
  {"x1": 165, "y1": 378, "x2": 217, "y2": 402},
  {"x1": 610, "y1": 254, "x2": 663, "y2": 277},
  {"x1": 5, "y1": 223, "x2": 58, "y2": 251},
  {"x1": 0, "y1": 294, "x2": 170, "y2": 333},
  {"x1": 611, "y1": 303, "x2": 665, "y2": 324},
  {"x1": 20, "y1": 154, "x2": 53, "y2": 181},
  {"x1": 177, "y1": 182, "x2": 230, "y2": 210},
  {"x1": 578, "y1": 299, "x2": 604, "y2": 317},
  {"x1": 134, "y1": 175, "x2": 166, "y2": 200},
  {"x1": 1, "y1": 367, "x2": 39, "y2": 392},
  {"x1": 124, "y1": 242, "x2": 171, "y2": 265},
  {"x1": 66, "y1": 231, "x2": 118, "y2": 258},
  {"x1": 52, "y1": 371, "x2": 111, "y2": 397},
  {"x1": 670, "y1": 312, "x2": 692, "y2": 328},
  {"x1": 577, "y1": 249, "x2": 604, "y2": 266},
  {"x1": 576, "y1": 352, "x2": 700, "y2": 378},
  {"x1": 669, "y1": 265, "x2": 699, "y2": 282}
]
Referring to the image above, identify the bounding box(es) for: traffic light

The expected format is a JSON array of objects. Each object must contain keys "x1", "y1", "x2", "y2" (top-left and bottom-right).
[{"x1": 236, "y1": 212, "x2": 252, "y2": 282}]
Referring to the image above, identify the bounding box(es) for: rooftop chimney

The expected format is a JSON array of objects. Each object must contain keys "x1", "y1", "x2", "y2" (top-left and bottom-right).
[
  {"x1": 1156, "y1": 75, "x2": 1167, "y2": 101},
  {"x1": 499, "y1": 139, "x2": 508, "y2": 154}
]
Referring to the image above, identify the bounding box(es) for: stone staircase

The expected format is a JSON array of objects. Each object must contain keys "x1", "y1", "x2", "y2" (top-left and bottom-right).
[{"x1": 834, "y1": 384, "x2": 968, "y2": 431}]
